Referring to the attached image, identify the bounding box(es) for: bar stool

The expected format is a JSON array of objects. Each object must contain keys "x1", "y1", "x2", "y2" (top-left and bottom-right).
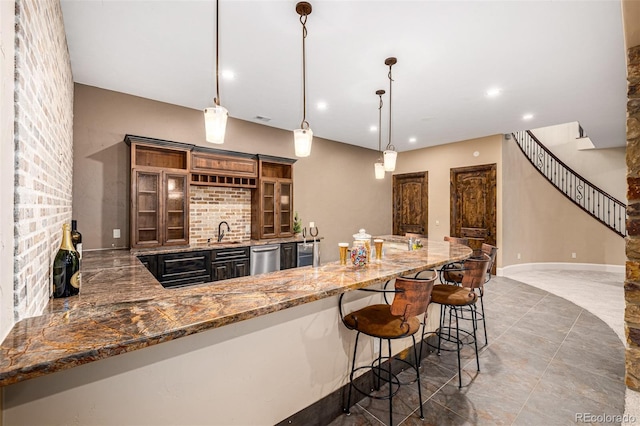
[
  {"x1": 439, "y1": 236, "x2": 470, "y2": 285},
  {"x1": 441, "y1": 243, "x2": 498, "y2": 344},
  {"x1": 340, "y1": 274, "x2": 436, "y2": 425},
  {"x1": 475, "y1": 243, "x2": 498, "y2": 344},
  {"x1": 426, "y1": 255, "x2": 491, "y2": 388}
]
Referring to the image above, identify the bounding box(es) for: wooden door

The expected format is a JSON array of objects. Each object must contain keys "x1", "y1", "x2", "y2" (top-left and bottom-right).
[
  {"x1": 393, "y1": 172, "x2": 428, "y2": 236},
  {"x1": 450, "y1": 164, "x2": 497, "y2": 253}
]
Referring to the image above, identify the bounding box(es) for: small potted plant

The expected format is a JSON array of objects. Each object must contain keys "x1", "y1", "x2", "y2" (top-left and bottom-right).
[{"x1": 293, "y1": 212, "x2": 302, "y2": 235}]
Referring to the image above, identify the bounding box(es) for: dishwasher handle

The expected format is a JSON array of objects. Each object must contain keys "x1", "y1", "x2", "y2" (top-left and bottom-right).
[{"x1": 251, "y1": 246, "x2": 279, "y2": 253}]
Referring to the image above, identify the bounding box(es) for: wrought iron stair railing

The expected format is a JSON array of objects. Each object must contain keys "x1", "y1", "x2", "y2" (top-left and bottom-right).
[{"x1": 512, "y1": 130, "x2": 626, "y2": 237}]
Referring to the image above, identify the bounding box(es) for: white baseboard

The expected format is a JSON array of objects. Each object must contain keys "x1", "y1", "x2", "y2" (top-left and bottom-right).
[{"x1": 498, "y1": 262, "x2": 625, "y2": 277}]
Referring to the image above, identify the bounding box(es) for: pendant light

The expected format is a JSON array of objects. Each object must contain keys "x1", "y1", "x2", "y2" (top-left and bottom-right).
[
  {"x1": 383, "y1": 57, "x2": 398, "y2": 172},
  {"x1": 374, "y1": 89, "x2": 385, "y2": 179},
  {"x1": 203, "y1": 0, "x2": 228, "y2": 144},
  {"x1": 293, "y1": 2, "x2": 313, "y2": 157}
]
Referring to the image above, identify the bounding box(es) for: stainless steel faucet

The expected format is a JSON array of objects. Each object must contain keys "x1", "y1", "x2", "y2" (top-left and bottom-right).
[{"x1": 218, "y1": 221, "x2": 231, "y2": 242}]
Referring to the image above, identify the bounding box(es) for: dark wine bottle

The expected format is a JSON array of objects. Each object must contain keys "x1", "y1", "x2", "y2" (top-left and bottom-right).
[
  {"x1": 71, "y1": 219, "x2": 82, "y2": 260},
  {"x1": 52, "y1": 223, "x2": 81, "y2": 298}
]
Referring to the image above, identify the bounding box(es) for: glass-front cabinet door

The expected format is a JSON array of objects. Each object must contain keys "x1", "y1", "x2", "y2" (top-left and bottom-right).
[
  {"x1": 279, "y1": 181, "x2": 292, "y2": 236},
  {"x1": 133, "y1": 170, "x2": 160, "y2": 247},
  {"x1": 261, "y1": 179, "x2": 276, "y2": 238},
  {"x1": 164, "y1": 172, "x2": 188, "y2": 245}
]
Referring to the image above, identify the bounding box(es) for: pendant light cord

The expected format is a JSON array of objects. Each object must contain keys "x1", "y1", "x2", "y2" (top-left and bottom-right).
[
  {"x1": 386, "y1": 63, "x2": 394, "y2": 151},
  {"x1": 378, "y1": 92, "x2": 384, "y2": 153},
  {"x1": 300, "y1": 13, "x2": 309, "y2": 130},
  {"x1": 215, "y1": 0, "x2": 221, "y2": 106}
]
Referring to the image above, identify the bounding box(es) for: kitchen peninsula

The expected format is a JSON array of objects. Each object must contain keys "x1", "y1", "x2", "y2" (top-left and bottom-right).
[{"x1": 1, "y1": 237, "x2": 471, "y2": 425}]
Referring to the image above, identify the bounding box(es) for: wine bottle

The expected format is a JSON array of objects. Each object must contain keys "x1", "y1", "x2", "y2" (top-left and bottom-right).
[
  {"x1": 71, "y1": 219, "x2": 83, "y2": 260},
  {"x1": 52, "y1": 223, "x2": 81, "y2": 298}
]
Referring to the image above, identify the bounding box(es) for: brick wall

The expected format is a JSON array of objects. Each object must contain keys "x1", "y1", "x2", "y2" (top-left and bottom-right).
[
  {"x1": 189, "y1": 186, "x2": 251, "y2": 245},
  {"x1": 627, "y1": 44, "x2": 640, "y2": 391},
  {"x1": 13, "y1": 0, "x2": 74, "y2": 321}
]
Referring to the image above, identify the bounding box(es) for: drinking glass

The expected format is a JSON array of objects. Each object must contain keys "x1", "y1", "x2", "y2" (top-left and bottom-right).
[
  {"x1": 338, "y1": 243, "x2": 349, "y2": 265},
  {"x1": 374, "y1": 239, "x2": 384, "y2": 260}
]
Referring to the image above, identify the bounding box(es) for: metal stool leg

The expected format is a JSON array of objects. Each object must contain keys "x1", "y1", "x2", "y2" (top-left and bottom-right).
[
  {"x1": 412, "y1": 334, "x2": 425, "y2": 420},
  {"x1": 479, "y1": 290, "x2": 488, "y2": 345},
  {"x1": 387, "y1": 339, "x2": 393, "y2": 426},
  {"x1": 454, "y1": 306, "x2": 462, "y2": 388},
  {"x1": 344, "y1": 331, "x2": 361, "y2": 414},
  {"x1": 471, "y1": 305, "x2": 480, "y2": 371},
  {"x1": 437, "y1": 304, "x2": 445, "y2": 355}
]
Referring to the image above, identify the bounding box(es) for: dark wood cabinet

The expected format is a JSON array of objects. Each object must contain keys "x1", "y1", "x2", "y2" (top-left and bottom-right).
[
  {"x1": 132, "y1": 169, "x2": 188, "y2": 248},
  {"x1": 252, "y1": 158, "x2": 295, "y2": 239},
  {"x1": 190, "y1": 149, "x2": 257, "y2": 188},
  {"x1": 129, "y1": 138, "x2": 190, "y2": 248},
  {"x1": 211, "y1": 261, "x2": 231, "y2": 281},
  {"x1": 280, "y1": 242, "x2": 297, "y2": 270},
  {"x1": 137, "y1": 255, "x2": 158, "y2": 278},
  {"x1": 212, "y1": 247, "x2": 250, "y2": 281},
  {"x1": 156, "y1": 250, "x2": 212, "y2": 288}
]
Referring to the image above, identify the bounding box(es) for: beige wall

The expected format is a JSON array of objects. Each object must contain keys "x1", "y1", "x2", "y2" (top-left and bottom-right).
[
  {"x1": 502, "y1": 138, "x2": 625, "y2": 266},
  {"x1": 72, "y1": 84, "x2": 392, "y2": 260},
  {"x1": 395, "y1": 135, "x2": 504, "y2": 266}
]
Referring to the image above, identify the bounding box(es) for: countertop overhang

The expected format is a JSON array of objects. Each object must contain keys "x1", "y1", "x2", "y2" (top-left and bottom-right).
[{"x1": 0, "y1": 236, "x2": 471, "y2": 387}]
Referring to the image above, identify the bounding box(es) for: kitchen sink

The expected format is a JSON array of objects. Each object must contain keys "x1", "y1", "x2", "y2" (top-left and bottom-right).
[{"x1": 208, "y1": 241, "x2": 244, "y2": 246}]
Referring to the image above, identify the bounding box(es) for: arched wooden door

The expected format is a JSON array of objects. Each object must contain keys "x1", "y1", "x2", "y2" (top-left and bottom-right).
[
  {"x1": 393, "y1": 172, "x2": 428, "y2": 236},
  {"x1": 450, "y1": 164, "x2": 497, "y2": 253}
]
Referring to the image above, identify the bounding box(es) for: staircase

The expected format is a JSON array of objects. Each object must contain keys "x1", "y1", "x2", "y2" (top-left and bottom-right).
[{"x1": 512, "y1": 130, "x2": 626, "y2": 237}]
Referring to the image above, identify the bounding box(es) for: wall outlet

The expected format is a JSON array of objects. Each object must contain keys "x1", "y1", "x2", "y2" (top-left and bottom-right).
[
  {"x1": 435, "y1": 220, "x2": 440, "y2": 226},
  {"x1": 113, "y1": 229, "x2": 121, "y2": 239},
  {"x1": 517, "y1": 253, "x2": 521, "y2": 260},
  {"x1": 571, "y1": 252, "x2": 577, "y2": 259}
]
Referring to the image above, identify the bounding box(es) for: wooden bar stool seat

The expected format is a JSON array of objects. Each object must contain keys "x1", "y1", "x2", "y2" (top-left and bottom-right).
[{"x1": 340, "y1": 274, "x2": 436, "y2": 425}]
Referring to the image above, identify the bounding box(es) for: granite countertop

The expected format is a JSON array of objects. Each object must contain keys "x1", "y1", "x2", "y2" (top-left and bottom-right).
[
  {"x1": 0, "y1": 236, "x2": 471, "y2": 386},
  {"x1": 131, "y1": 236, "x2": 315, "y2": 256}
]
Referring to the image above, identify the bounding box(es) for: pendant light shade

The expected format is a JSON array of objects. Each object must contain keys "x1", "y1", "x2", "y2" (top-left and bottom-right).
[
  {"x1": 294, "y1": 128, "x2": 313, "y2": 157},
  {"x1": 204, "y1": 104, "x2": 228, "y2": 144},
  {"x1": 204, "y1": 0, "x2": 228, "y2": 144},
  {"x1": 374, "y1": 89, "x2": 386, "y2": 179},
  {"x1": 374, "y1": 162, "x2": 385, "y2": 179},
  {"x1": 294, "y1": 2, "x2": 313, "y2": 158},
  {"x1": 383, "y1": 150, "x2": 397, "y2": 172},
  {"x1": 383, "y1": 57, "x2": 398, "y2": 172}
]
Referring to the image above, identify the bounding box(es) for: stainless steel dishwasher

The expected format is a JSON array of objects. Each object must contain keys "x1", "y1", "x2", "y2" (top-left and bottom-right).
[{"x1": 250, "y1": 244, "x2": 281, "y2": 275}]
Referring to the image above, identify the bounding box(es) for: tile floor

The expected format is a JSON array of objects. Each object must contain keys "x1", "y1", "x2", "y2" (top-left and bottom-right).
[{"x1": 329, "y1": 274, "x2": 626, "y2": 425}]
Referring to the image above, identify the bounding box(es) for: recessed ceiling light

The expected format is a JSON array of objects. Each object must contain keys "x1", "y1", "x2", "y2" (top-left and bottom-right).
[
  {"x1": 486, "y1": 88, "x2": 501, "y2": 98},
  {"x1": 522, "y1": 113, "x2": 534, "y2": 120},
  {"x1": 317, "y1": 101, "x2": 328, "y2": 110},
  {"x1": 221, "y1": 70, "x2": 235, "y2": 80},
  {"x1": 409, "y1": 137, "x2": 417, "y2": 143},
  {"x1": 370, "y1": 125, "x2": 377, "y2": 132}
]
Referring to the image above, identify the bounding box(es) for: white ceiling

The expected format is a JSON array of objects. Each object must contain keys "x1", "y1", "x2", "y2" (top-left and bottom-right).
[{"x1": 60, "y1": 0, "x2": 628, "y2": 152}]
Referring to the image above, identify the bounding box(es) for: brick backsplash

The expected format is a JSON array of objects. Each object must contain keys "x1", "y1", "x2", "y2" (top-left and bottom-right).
[
  {"x1": 13, "y1": 0, "x2": 74, "y2": 322},
  {"x1": 189, "y1": 186, "x2": 251, "y2": 245}
]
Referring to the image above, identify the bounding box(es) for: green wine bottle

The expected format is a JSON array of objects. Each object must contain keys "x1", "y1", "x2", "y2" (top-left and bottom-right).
[
  {"x1": 71, "y1": 219, "x2": 82, "y2": 261},
  {"x1": 52, "y1": 223, "x2": 80, "y2": 298}
]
